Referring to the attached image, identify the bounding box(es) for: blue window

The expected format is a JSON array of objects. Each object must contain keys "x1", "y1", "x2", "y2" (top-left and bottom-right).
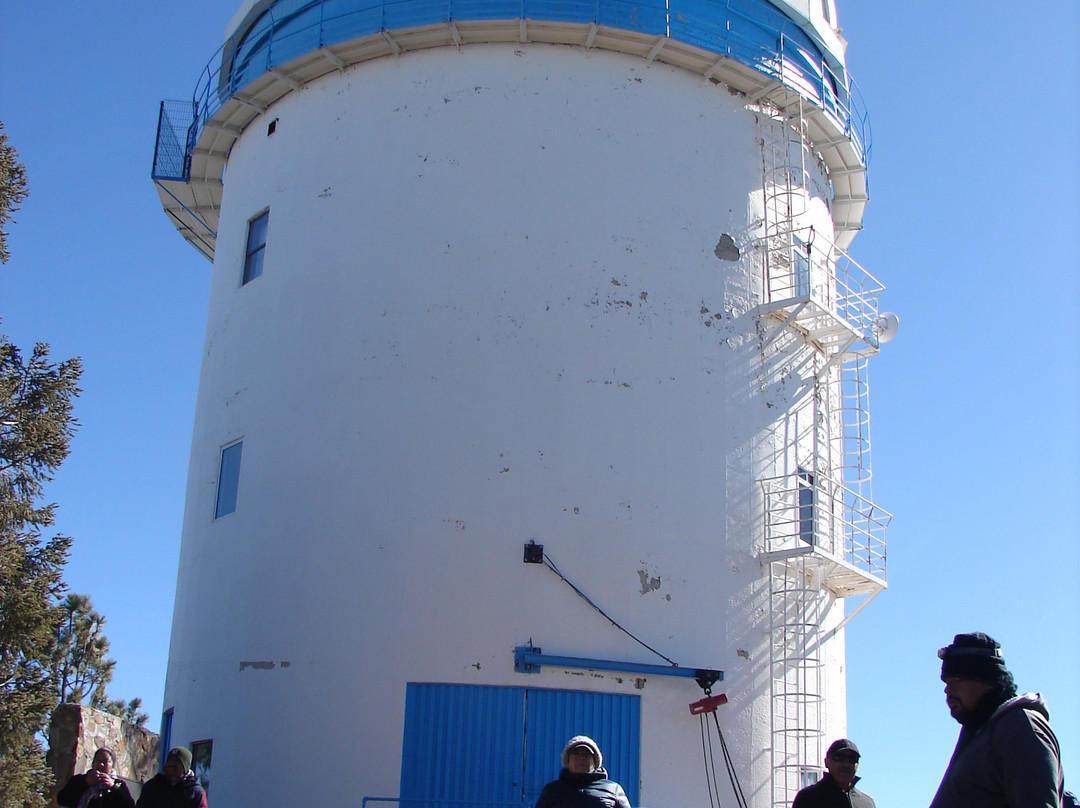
[
  {"x1": 243, "y1": 210, "x2": 268, "y2": 284},
  {"x1": 793, "y1": 234, "x2": 811, "y2": 298},
  {"x1": 797, "y1": 467, "x2": 815, "y2": 545},
  {"x1": 215, "y1": 441, "x2": 243, "y2": 518}
]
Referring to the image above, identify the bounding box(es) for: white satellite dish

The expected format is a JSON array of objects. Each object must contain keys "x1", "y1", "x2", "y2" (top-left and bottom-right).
[{"x1": 874, "y1": 311, "x2": 900, "y2": 344}]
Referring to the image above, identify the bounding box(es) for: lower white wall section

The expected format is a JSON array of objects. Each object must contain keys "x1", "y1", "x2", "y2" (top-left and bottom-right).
[{"x1": 163, "y1": 44, "x2": 849, "y2": 807}]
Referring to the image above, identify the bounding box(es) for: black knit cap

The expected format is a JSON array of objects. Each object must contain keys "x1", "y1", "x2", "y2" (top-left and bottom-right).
[
  {"x1": 827, "y1": 739, "x2": 860, "y2": 759},
  {"x1": 938, "y1": 632, "x2": 1010, "y2": 682}
]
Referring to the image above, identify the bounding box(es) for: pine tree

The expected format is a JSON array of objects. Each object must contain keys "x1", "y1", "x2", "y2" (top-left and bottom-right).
[
  {"x1": 0, "y1": 124, "x2": 82, "y2": 806},
  {"x1": 0, "y1": 338, "x2": 82, "y2": 807},
  {"x1": 49, "y1": 593, "x2": 151, "y2": 727},
  {"x1": 0, "y1": 121, "x2": 29, "y2": 265},
  {"x1": 0, "y1": 327, "x2": 82, "y2": 807},
  {"x1": 106, "y1": 698, "x2": 148, "y2": 729},
  {"x1": 0, "y1": 123, "x2": 145, "y2": 803},
  {"x1": 51, "y1": 593, "x2": 115, "y2": 709}
]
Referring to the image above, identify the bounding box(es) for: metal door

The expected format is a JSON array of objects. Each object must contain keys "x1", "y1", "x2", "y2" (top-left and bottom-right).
[{"x1": 401, "y1": 684, "x2": 640, "y2": 808}]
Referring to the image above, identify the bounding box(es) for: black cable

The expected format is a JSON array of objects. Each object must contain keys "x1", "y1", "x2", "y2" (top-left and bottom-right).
[
  {"x1": 699, "y1": 714, "x2": 712, "y2": 808},
  {"x1": 542, "y1": 552, "x2": 679, "y2": 667},
  {"x1": 540, "y1": 550, "x2": 743, "y2": 804},
  {"x1": 699, "y1": 713, "x2": 721, "y2": 808},
  {"x1": 711, "y1": 711, "x2": 749, "y2": 808}
]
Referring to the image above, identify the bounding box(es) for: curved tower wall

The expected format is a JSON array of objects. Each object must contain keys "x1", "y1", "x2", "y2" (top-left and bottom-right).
[{"x1": 156, "y1": 2, "x2": 885, "y2": 807}]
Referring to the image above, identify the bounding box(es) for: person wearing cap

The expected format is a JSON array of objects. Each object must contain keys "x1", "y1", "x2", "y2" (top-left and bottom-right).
[
  {"x1": 135, "y1": 747, "x2": 207, "y2": 808},
  {"x1": 534, "y1": 735, "x2": 631, "y2": 808},
  {"x1": 57, "y1": 746, "x2": 136, "y2": 808},
  {"x1": 791, "y1": 738, "x2": 876, "y2": 808},
  {"x1": 929, "y1": 632, "x2": 1064, "y2": 808}
]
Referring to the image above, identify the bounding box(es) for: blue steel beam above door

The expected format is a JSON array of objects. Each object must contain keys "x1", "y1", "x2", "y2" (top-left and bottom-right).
[{"x1": 513, "y1": 645, "x2": 722, "y2": 690}]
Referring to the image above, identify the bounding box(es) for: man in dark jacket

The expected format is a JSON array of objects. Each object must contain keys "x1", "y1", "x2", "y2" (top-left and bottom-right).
[
  {"x1": 929, "y1": 632, "x2": 1064, "y2": 808},
  {"x1": 534, "y1": 735, "x2": 631, "y2": 808},
  {"x1": 135, "y1": 747, "x2": 207, "y2": 808},
  {"x1": 792, "y1": 738, "x2": 876, "y2": 808}
]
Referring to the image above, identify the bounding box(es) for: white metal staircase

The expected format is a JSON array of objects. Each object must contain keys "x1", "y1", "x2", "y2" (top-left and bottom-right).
[{"x1": 756, "y1": 96, "x2": 891, "y2": 808}]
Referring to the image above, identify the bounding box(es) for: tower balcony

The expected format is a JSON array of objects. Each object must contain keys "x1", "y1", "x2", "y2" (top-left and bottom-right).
[
  {"x1": 758, "y1": 472, "x2": 889, "y2": 599},
  {"x1": 152, "y1": 0, "x2": 872, "y2": 260},
  {"x1": 757, "y1": 231, "x2": 886, "y2": 364}
]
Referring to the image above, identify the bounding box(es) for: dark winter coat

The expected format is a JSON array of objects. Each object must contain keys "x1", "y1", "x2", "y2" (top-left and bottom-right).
[
  {"x1": 791, "y1": 773, "x2": 875, "y2": 808},
  {"x1": 929, "y1": 692, "x2": 1064, "y2": 808},
  {"x1": 534, "y1": 767, "x2": 632, "y2": 808},
  {"x1": 57, "y1": 774, "x2": 135, "y2": 808},
  {"x1": 135, "y1": 772, "x2": 207, "y2": 808}
]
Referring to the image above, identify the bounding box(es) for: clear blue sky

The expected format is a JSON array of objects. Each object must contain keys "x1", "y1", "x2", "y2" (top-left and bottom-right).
[{"x1": 1, "y1": 2, "x2": 1077, "y2": 805}]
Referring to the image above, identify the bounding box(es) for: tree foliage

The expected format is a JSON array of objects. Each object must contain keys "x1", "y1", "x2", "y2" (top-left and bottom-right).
[
  {"x1": 0, "y1": 128, "x2": 147, "y2": 806},
  {"x1": 51, "y1": 593, "x2": 115, "y2": 708},
  {"x1": 47, "y1": 592, "x2": 149, "y2": 726},
  {"x1": 0, "y1": 125, "x2": 85, "y2": 807},
  {"x1": 0, "y1": 121, "x2": 29, "y2": 265},
  {"x1": 0, "y1": 337, "x2": 82, "y2": 807},
  {"x1": 106, "y1": 698, "x2": 148, "y2": 729}
]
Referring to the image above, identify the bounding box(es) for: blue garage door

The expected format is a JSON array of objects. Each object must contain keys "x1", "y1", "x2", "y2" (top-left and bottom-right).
[{"x1": 401, "y1": 684, "x2": 640, "y2": 808}]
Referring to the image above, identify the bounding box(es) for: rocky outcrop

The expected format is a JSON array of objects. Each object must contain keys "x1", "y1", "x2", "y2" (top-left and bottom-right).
[{"x1": 48, "y1": 704, "x2": 159, "y2": 803}]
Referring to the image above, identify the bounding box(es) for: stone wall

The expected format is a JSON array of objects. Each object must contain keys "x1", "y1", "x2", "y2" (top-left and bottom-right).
[{"x1": 48, "y1": 704, "x2": 159, "y2": 803}]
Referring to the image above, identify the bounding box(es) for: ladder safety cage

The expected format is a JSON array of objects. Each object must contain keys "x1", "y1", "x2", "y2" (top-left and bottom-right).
[{"x1": 757, "y1": 97, "x2": 883, "y2": 363}]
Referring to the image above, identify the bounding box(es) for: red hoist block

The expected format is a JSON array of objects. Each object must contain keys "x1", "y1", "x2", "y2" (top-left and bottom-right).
[{"x1": 688, "y1": 693, "x2": 729, "y2": 715}]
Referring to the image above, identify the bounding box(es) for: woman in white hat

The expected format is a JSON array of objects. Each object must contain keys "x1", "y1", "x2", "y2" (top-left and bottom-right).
[{"x1": 534, "y1": 735, "x2": 631, "y2": 808}]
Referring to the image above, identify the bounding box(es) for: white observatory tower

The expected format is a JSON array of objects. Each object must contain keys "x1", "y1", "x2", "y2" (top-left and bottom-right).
[{"x1": 152, "y1": 1, "x2": 893, "y2": 806}]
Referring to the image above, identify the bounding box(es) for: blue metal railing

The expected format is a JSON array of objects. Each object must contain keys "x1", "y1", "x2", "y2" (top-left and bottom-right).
[
  {"x1": 152, "y1": 99, "x2": 199, "y2": 181},
  {"x1": 153, "y1": 0, "x2": 871, "y2": 181}
]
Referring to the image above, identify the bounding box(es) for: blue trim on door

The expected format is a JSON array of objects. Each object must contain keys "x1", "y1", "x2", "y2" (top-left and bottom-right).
[{"x1": 159, "y1": 708, "x2": 174, "y2": 770}]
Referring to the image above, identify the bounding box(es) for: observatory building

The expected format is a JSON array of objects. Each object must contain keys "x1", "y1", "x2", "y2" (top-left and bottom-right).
[{"x1": 152, "y1": 0, "x2": 893, "y2": 806}]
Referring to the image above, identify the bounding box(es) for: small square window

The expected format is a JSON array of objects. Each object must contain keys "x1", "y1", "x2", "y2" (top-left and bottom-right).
[
  {"x1": 243, "y1": 210, "x2": 269, "y2": 285},
  {"x1": 215, "y1": 440, "x2": 243, "y2": 518}
]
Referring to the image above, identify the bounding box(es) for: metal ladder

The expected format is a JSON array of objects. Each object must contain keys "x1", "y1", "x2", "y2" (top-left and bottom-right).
[{"x1": 757, "y1": 94, "x2": 889, "y2": 808}]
